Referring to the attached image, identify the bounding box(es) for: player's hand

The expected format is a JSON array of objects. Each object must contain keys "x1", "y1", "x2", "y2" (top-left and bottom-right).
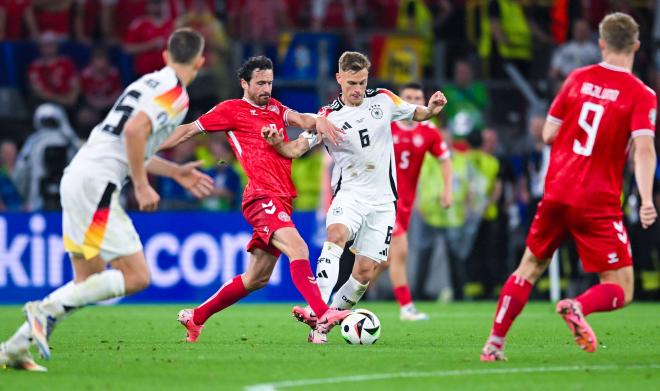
[
  {"x1": 315, "y1": 116, "x2": 344, "y2": 146},
  {"x1": 640, "y1": 202, "x2": 657, "y2": 229},
  {"x1": 261, "y1": 126, "x2": 284, "y2": 146},
  {"x1": 134, "y1": 182, "x2": 160, "y2": 212},
  {"x1": 427, "y1": 91, "x2": 447, "y2": 116},
  {"x1": 441, "y1": 191, "x2": 453, "y2": 209},
  {"x1": 174, "y1": 160, "x2": 215, "y2": 199}
]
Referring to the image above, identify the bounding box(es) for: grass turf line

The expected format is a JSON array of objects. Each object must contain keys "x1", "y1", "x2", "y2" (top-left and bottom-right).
[{"x1": 1, "y1": 302, "x2": 658, "y2": 390}]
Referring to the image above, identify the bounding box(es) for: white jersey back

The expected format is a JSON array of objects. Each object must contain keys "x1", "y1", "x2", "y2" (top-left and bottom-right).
[
  {"x1": 66, "y1": 66, "x2": 189, "y2": 185},
  {"x1": 317, "y1": 88, "x2": 416, "y2": 203}
]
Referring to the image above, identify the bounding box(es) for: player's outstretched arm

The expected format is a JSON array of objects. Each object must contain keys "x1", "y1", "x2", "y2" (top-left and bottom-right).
[
  {"x1": 146, "y1": 157, "x2": 214, "y2": 199},
  {"x1": 286, "y1": 111, "x2": 343, "y2": 146},
  {"x1": 413, "y1": 91, "x2": 448, "y2": 121},
  {"x1": 632, "y1": 135, "x2": 658, "y2": 228},
  {"x1": 124, "y1": 111, "x2": 160, "y2": 211},
  {"x1": 542, "y1": 121, "x2": 560, "y2": 144},
  {"x1": 261, "y1": 126, "x2": 313, "y2": 159},
  {"x1": 159, "y1": 122, "x2": 202, "y2": 151}
]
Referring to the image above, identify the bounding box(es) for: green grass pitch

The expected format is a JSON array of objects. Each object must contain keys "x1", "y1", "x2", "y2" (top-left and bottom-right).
[{"x1": 1, "y1": 302, "x2": 659, "y2": 390}]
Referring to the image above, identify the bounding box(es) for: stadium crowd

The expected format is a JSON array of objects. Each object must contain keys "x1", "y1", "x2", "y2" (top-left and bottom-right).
[{"x1": 1, "y1": 0, "x2": 659, "y2": 301}]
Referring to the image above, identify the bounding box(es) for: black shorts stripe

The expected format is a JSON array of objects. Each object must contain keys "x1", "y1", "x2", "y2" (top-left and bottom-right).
[
  {"x1": 97, "y1": 183, "x2": 117, "y2": 210},
  {"x1": 389, "y1": 157, "x2": 398, "y2": 200}
]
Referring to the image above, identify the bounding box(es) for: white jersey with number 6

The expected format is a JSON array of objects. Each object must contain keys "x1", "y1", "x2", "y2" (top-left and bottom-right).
[
  {"x1": 315, "y1": 88, "x2": 417, "y2": 204},
  {"x1": 66, "y1": 66, "x2": 190, "y2": 186}
]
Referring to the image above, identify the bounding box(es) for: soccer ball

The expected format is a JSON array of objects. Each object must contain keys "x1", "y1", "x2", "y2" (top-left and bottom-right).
[{"x1": 340, "y1": 309, "x2": 381, "y2": 345}]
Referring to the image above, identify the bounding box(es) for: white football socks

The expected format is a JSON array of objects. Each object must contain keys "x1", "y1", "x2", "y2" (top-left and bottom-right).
[
  {"x1": 5, "y1": 323, "x2": 32, "y2": 353},
  {"x1": 40, "y1": 269, "x2": 126, "y2": 318},
  {"x1": 316, "y1": 242, "x2": 344, "y2": 303},
  {"x1": 330, "y1": 275, "x2": 369, "y2": 310}
]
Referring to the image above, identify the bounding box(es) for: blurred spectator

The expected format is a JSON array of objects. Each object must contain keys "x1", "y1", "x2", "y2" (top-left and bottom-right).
[
  {"x1": 107, "y1": 0, "x2": 146, "y2": 41},
  {"x1": 396, "y1": 0, "x2": 433, "y2": 71},
  {"x1": 12, "y1": 103, "x2": 81, "y2": 211},
  {"x1": 228, "y1": 0, "x2": 289, "y2": 43},
  {"x1": 442, "y1": 58, "x2": 488, "y2": 128},
  {"x1": 549, "y1": 19, "x2": 600, "y2": 85},
  {"x1": 410, "y1": 130, "x2": 471, "y2": 301},
  {"x1": 479, "y1": 0, "x2": 549, "y2": 78},
  {"x1": 176, "y1": 0, "x2": 231, "y2": 106},
  {"x1": 429, "y1": 0, "x2": 471, "y2": 79},
  {"x1": 292, "y1": 146, "x2": 323, "y2": 211},
  {"x1": 28, "y1": 32, "x2": 80, "y2": 109},
  {"x1": 201, "y1": 138, "x2": 241, "y2": 211},
  {"x1": 77, "y1": 47, "x2": 123, "y2": 135},
  {"x1": 311, "y1": 0, "x2": 355, "y2": 32},
  {"x1": 0, "y1": 140, "x2": 22, "y2": 211},
  {"x1": 465, "y1": 128, "x2": 502, "y2": 299},
  {"x1": 123, "y1": 0, "x2": 173, "y2": 76},
  {"x1": 0, "y1": 0, "x2": 39, "y2": 41},
  {"x1": 33, "y1": 0, "x2": 73, "y2": 40},
  {"x1": 74, "y1": 0, "x2": 118, "y2": 44}
]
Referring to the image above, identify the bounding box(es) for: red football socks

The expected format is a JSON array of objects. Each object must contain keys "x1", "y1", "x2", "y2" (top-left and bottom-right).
[
  {"x1": 575, "y1": 283, "x2": 625, "y2": 316},
  {"x1": 290, "y1": 259, "x2": 329, "y2": 317},
  {"x1": 393, "y1": 285, "x2": 413, "y2": 307},
  {"x1": 491, "y1": 275, "x2": 533, "y2": 338},
  {"x1": 193, "y1": 275, "x2": 248, "y2": 325}
]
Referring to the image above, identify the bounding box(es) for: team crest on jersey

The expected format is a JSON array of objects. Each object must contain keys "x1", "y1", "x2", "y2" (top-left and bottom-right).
[
  {"x1": 332, "y1": 206, "x2": 343, "y2": 216},
  {"x1": 413, "y1": 135, "x2": 424, "y2": 147},
  {"x1": 268, "y1": 105, "x2": 280, "y2": 114},
  {"x1": 369, "y1": 104, "x2": 383, "y2": 119},
  {"x1": 250, "y1": 109, "x2": 258, "y2": 116},
  {"x1": 278, "y1": 211, "x2": 291, "y2": 222},
  {"x1": 650, "y1": 109, "x2": 656, "y2": 126}
]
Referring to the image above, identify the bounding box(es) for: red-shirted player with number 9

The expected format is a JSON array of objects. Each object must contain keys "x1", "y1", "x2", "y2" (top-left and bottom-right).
[{"x1": 481, "y1": 12, "x2": 657, "y2": 361}]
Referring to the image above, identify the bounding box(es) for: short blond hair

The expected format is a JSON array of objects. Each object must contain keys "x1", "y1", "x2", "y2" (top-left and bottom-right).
[
  {"x1": 599, "y1": 12, "x2": 639, "y2": 53},
  {"x1": 338, "y1": 51, "x2": 371, "y2": 73}
]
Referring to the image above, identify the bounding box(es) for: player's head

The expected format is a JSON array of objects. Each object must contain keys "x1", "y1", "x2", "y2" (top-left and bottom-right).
[
  {"x1": 336, "y1": 51, "x2": 370, "y2": 107},
  {"x1": 399, "y1": 82, "x2": 425, "y2": 106},
  {"x1": 598, "y1": 13, "x2": 640, "y2": 55},
  {"x1": 164, "y1": 28, "x2": 205, "y2": 84},
  {"x1": 238, "y1": 56, "x2": 274, "y2": 106}
]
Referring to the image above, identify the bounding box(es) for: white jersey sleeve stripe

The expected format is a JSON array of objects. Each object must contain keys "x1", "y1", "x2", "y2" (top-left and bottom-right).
[
  {"x1": 228, "y1": 131, "x2": 243, "y2": 156},
  {"x1": 194, "y1": 119, "x2": 206, "y2": 133},
  {"x1": 547, "y1": 115, "x2": 563, "y2": 125},
  {"x1": 631, "y1": 129, "x2": 655, "y2": 138}
]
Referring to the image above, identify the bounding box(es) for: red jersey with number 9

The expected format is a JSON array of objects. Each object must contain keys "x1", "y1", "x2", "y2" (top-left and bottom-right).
[
  {"x1": 544, "y1": 62, "x2": 656, "y2": 211},
  {"x1": 392, "y1": 121, "x2": 450, "y2": 210},
  {"x1": 194, "y1": 98, "x2": 296, "y2": 202}
]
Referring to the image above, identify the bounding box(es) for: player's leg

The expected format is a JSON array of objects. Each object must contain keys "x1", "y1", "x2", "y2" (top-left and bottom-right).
[
  {"x1": 180, "y1": 248, "x2": 275, "y2": 342},
  {"x1": 330, "y1": 254, "x2": 379, "y2": 309},
  {"x1": 555, "y1": 212, "x2": 634, "y2": 353},
  {"x1": 481, "y1": 201, "x2": 566, "y2": 361},
  {"x1": 388, "y1": 233, "x2": 428, "y2": 320}
]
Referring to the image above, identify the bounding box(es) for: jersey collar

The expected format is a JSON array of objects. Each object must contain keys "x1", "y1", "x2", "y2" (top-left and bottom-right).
[
  {"x1": 598, "y1": 62, "x2": 631, "y2": 73},
  {"x1": 242, "y1": 97, "x2": 269, "y2": 109}
]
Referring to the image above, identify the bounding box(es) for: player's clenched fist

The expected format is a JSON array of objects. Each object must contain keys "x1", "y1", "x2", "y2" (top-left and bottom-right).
[
  {"x1": 428, "y1": 91, "x2": 447, "y2": 116},
  {"x1": 640, "y1": 202, "x2": 657, "y2": 229},
  {"x1": 134, "y1": 182, "x2": 160, "y2": 211}
]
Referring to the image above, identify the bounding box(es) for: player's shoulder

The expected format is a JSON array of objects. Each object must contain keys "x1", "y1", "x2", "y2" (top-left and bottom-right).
[
  {"x1": 318, "y1": 97, "x2": 344, "y2": 117},
  {"x1": 366, "y1": 87, "x2": 398, "y2": 102},
  {"x1": 626, "y1": 74, "x2": 656, "y2": 98},
  {"x1": 419, "y1": 120, "x2": 439, "y2": 130},
  {"x1": 133, "y1": 67, "x2": 181, "y2": 95}
]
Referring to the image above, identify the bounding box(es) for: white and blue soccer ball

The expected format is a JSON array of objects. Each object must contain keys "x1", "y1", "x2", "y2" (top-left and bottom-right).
[{"x1": 340, "y1": 309, "x2": 381, "y2": 345}]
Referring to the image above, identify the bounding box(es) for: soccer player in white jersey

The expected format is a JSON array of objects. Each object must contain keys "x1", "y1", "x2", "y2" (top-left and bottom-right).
[
  {"x1": 0, "y1": 28, "x2": 213, "y2": 371},
  {"x1": 263, "y1": 51, "x2": 447, "y2": 343}
]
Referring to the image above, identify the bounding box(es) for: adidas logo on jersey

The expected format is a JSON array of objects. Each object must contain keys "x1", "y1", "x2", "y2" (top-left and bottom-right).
[
  {"x1": 379, "y1": 248, "x2": 388, "y2": 257},
  {"x1": 342, "y1": 122, "x2": 352, "y2": 131}
]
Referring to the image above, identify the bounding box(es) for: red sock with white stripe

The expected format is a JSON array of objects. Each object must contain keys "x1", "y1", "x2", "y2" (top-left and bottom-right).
[
  {"x1": 193, "y1": 275, "x2": 248, "y2": 325},
  {"x1": 393, "y1": 285, "x2": 413, "y2": 308},
  {"x1": 575, "y1": 283, "x2": 625, "y2": 316},
  {"x1": 489, "y1": 275, "x2": 533, "y2": 343},
  {"x1": 290, "y1": 259, "x2": 329, "y2": 318}
]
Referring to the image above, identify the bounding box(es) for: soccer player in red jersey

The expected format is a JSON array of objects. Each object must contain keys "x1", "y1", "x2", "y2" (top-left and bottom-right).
[
  {"x1": 161, "y1": 56, "x2": 349, "y2": 342},
  {"x1": 373, "y1": 82, "x2": 453, "y2": 321},
  {"x1": 481, "y1": 13, "x2": 657, "y2": 361}
]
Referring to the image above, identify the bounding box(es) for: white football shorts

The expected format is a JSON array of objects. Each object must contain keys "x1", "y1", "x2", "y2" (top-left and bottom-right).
[
  {"x1": 325, "y1": 191, "x2": 396, "y2": 263},
  {"x1": 60, "y1": 171, "x2": 142, "y2": 262}
]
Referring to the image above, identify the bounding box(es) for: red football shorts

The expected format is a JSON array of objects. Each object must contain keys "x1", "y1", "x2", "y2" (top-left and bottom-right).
[
  {"x1": 392, "y1": 203, "x2": 411, "y2": 237},
  {"x1": 526, "y1": 199, "x2": 632, "y2": 273},
  {"x1": 242, "y1": 195, "x2": 296, "y2": 257}
]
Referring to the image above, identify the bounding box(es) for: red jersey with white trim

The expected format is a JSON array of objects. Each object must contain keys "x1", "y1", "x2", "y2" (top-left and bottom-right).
[
  {"x1": 544, "y1": 62, "x2": 657, "y2": 210},
  {"x1": 392, "y1": 121, "x2": 450, "y2": 210},
  {"x1": 195, "y1": 98, "x2": 296, "y2": 202}
]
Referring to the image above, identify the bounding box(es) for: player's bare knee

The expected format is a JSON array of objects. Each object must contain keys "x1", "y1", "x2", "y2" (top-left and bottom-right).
[
  {"x1": 326, "y1": 226, "x2": 348, "y2": 247},
  {"x1": 124, "y1": 269, "x2": 150, "y2": 294}
]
